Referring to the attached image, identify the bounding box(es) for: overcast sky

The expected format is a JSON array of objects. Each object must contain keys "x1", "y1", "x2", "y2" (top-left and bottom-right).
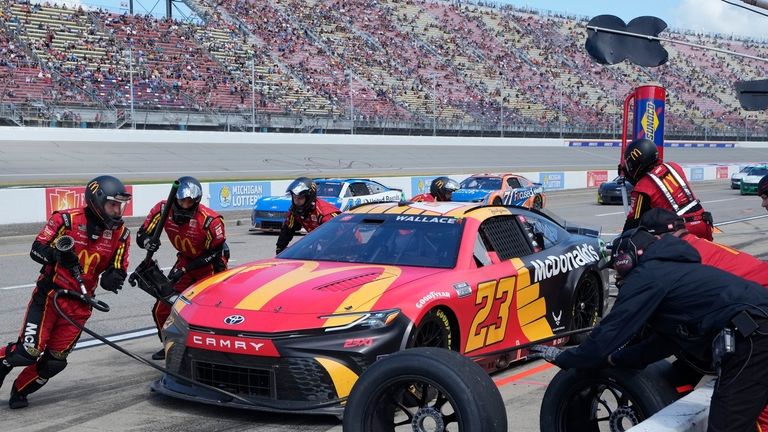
[{"x1": 33, "y1": 0, "x2": 768, "y2": 39}]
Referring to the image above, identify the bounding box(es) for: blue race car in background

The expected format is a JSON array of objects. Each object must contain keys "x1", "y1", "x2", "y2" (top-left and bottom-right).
[
  {"x1": 251, "y1": 178, "x2": 404, "y2": 232},
  {"x1": 451, "y1": 173, "x2": 546, "y2": 209}
]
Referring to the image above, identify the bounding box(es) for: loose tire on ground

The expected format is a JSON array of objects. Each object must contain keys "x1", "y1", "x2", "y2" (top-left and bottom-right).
[
  {"x1": 540, "y1": 360, "x2": 682, "y2": 432},
  {"x1": 343, "y1": 347, "x2": 507, "y2": 432}
]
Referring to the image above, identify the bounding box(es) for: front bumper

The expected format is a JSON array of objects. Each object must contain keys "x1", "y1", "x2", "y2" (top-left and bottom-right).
[
  {"x1": 741, "y1": 182, "x2": 759, "y2": 195},
  {"x1": 597, "y1": 190, "x2": 624, "y2": 204},
  {"x1": 156, "y1": 313, "x2": 411, "y2": 414},
  {"x1": 250, "y1": 210, "x2": 287, "y2": 232}
]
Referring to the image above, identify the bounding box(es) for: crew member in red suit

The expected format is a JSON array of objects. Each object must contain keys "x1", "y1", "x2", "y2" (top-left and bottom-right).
[
  {"x1": 640, "y1": 208, "x2": 768, "y2": 286},
  {"x1": 410, "y1": 176, "x2": 459, "y2": 202},
  {"x1": 0, "y1": 175, "x2": 132, "y2": 409},
  {"x1": 136, "y1": 176, "x2": 228, "y2": 360},
  {"x1": 276, "y1": 177, "x2": 340, "y2": 254},
  {"x1": 622, "y1": 138, "x2": 713, "y2": 240}
]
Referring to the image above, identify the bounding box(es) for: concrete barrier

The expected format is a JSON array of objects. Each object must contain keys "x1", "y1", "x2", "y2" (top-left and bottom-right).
[{"x1": 627, "y1": 379, "x2": 714, "y2": 432}]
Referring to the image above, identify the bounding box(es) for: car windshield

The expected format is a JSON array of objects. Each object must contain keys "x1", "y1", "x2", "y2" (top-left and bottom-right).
[
  {"x1": 460, "y1": 177, "x2": 502, "y2": 190},
  {"x1": 316, "y1": 181, "x2": 343, "y2": 197},
  {"x1": 278, "y1": 213, "x2": 464, "y2": 268},
  {"x1": 749, "y1": 167, "x2": 768, "y2": 176}
]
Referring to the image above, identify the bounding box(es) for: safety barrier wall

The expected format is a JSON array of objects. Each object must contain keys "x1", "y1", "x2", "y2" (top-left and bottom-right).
[{"x1": 0, "y1": 164, "x2": 745, "y2": 225}]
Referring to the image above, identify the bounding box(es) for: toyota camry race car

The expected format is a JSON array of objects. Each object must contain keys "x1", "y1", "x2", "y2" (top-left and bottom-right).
[
  {"x1": 250, "y1": 178, "x2": 403, "y2": 232},
  {"x1": 452, "y1": 173, "x2": 546, "y2": 208},
  {"x1": 153, "y1": 201, "x2": 609, "y2": 414}
]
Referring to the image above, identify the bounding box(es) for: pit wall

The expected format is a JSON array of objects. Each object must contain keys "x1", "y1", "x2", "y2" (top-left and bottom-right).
[{"x1": 0, "y1": 164, "x2": 744, "y2": 225}]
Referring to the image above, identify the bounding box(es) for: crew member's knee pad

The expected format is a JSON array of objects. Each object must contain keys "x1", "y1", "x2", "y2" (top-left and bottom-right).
[
  {"x1": 3, "y1": 343, "x2": 38, "y2": 367},
  {"x1": 36, "y1": 350, "x2": 67, "y2": 379}
]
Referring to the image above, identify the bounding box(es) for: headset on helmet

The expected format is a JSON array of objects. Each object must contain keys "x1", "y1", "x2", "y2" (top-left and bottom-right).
[
  {"x1": 172, "y1": 176, "x2": 203, "y2": 225},
  {"x1": 609, "y1": 228, "x2": 657, "y2": 277},
  {"x1": 623, "y1": 138, "x2": 659, "y2": 184},
  {"x1": 430, "y1": 176, "x2": 459, "y2": 201},
  {"x1": 758, "y1": 175, "x2": 768, "y2": 198},
  {"x1": 85, "y1": 175, "x2": 132, "y2": 230},
  {"x1": 286, "y1": 177, "x2": 317, "y2": 213}
]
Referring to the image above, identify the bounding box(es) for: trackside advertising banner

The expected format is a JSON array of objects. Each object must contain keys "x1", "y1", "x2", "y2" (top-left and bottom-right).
[
  {"x1": 586, "y1": 170, "x2": 608, "y2": 188},
  {"x1": 209, "y1": 181, "x2": 271, "y2": 211},
  {"x1": 45, "y1": 186, "x2": 134, "y2": 218},
  {"x1": 411, "y1": 176, "x2": 439, "y2": 197},
  {"x1": 539, "y1": 172, "x2": 565, "y2": 190}
]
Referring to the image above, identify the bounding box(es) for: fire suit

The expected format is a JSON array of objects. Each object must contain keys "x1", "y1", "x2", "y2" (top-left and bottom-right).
[
  {"x1": 409, "y1": 193, "x2": 437, "y2": 202},
  {"x1": 137, "y1": 201, "x2": 227, "y2": 335},
  {"x1": 275, "y1": 198, "x2": 339, "y2": 253},
  {"x1": 0, "y1": 208, "x2": 130, "y2": 399},
  {"x1": 625, "y1": 162, "x2": 713, "y2": 240}
]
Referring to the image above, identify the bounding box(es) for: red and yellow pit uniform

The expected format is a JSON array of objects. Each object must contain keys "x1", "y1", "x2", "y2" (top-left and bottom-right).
[
  {"x1": 625, "y1": 162, "x2": 713, "y2": 240},
  {"x1": 0, "y1": 208, "x2": 129, "y2": 398},
  {"x1": 275, "y1": 198, "x2": 339, "y2": 253},
  {"x1": 409, "y1": 193, "x2": 437, "y2": 202},
  {"x1": 138, "y1": 201, "x2": 227, "y2": 334}
]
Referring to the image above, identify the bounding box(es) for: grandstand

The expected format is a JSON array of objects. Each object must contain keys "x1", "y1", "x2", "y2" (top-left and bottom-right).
[{"x1": 0, "y1": 0, "x2": 766, "y2": 138}]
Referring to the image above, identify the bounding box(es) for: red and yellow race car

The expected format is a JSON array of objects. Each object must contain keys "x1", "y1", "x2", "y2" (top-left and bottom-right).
[{"x1": 153, "y1": 201, "x2": 609, "y2": 414}]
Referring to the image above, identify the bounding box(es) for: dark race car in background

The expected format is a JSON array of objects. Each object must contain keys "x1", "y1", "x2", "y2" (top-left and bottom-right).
[
  {"x1": 250, "y1": 178, "x2": 403, "y2": 232},
  {"x1": 597, "y1": 177, "x2": 633, "y2": 205},
  {"x1": 154, "y1": 201, "x2": 609, "y2": 415},
  {"x1": 452, "y1": 173, "x2": 546, "y2": 208}
]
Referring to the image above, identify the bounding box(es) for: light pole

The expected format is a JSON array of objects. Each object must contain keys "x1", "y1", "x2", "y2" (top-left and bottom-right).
[
  {"x1": 499, "y1": 89, "x2": 504, "y2": 138},
  {"x1": 251, "y1": 54, "x2": 255, "y2": 133},
  {"x1": 348, "y1": 71, "x2": 354, "y2": 135},
  {"x1": 127, "y1": 46, "x2": 135, "y2": 129},
  {"x1": 432, "y1": 76, "x2": 437, "y2": 136},
  {"x1": 558, "y1": 89, "x2": 564, "y2": 138}
]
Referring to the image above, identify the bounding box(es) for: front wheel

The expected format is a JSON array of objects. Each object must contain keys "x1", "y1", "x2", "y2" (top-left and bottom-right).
[
  {"x1": 540, "y1": 361, "x2": 683, "y2": 432},
  {"x1": 409, "y1": 309, "x2": 453, "y2": 350},
  {"x1": 343, "y1": 347, "x2": 507, "y2": 432},
  {"x1": 568, "y1": 273, "x2": 601, "y2": 345}
]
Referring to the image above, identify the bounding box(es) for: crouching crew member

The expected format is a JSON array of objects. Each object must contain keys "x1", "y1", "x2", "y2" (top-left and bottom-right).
[
  {"x1": 0, "y1": 175, "x2": 131, "y2": 408},
  {"x1": 531, "y1": 229, "x2": 768, "y2": 432},
  {"x1": 136, "y1": 176, "x2": 228, "y2": 360},
  {"x1": 276, "y1": 177, "x2": 340, "y2": 254},
  {"x1": 410, "y1": 176, "x2": 459, "y2": 202}
]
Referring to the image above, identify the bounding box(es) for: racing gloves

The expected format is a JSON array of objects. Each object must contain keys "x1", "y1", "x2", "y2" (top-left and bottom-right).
[
  {"x1": 141, "y1": 237, "x2": 161, "y2": 253},
  {"x1": 529, "y1": 344, "x2": 564, "y2": 364},
  {"x1": 101, "y1": 268, "x2": 127, "y2": 294},
  {"x1": 275, "y1": 246, "x2": 285, "y2": 255},
  {"x1": 168, "y1": 267, "x2": 185, "y2": 284}
]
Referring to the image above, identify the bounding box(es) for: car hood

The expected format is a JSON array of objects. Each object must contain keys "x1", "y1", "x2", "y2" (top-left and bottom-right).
[
  {"x1": 452, "y1": 189, "x2": 490, "y2": 202},
  {"x1": 177, "y1": 260, "x2": 445, "y2": 332},
  {"x1": 743, "y1": 174, "x2": 765, "y2": 183},
  {"x1": 253, "y1": 196, "x2": 291, "y2": 211}
]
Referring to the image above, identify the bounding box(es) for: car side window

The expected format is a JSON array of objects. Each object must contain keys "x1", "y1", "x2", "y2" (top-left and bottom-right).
[
  {"x1": 519, "y1": 214, "x2": 560, "y2": 249},
  {"x1": 478, "y1": 216, "x2": 534, "y2": 260},
  {"x1": 473, "y1": 234, "x2": 493, "y2": 267},
  {"x1": 349, "y1": 183, "x2": 369, "y2": 197},
  {"x1": 367, "y1": 182, "x2": 387, "y2": 194},
  {"x1": 507, "y1": 177, "x2": 521, "y2": 189}
]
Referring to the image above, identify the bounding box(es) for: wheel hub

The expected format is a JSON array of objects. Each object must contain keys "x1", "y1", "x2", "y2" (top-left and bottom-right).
[
  {"x1": 411, "y1": 406, "x2": 445, "y2": 432},
  {"x1": 608, "y1": 405, "x2": 640, "y2": 431}
]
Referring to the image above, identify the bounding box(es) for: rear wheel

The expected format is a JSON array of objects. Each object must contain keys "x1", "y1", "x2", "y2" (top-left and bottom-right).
[
  {"x1": 342, "y1": 348, "x2": 507, "y2": 432},
  {"x1": 492, "y1": 197, "x2": 503, "y2": 205},
  {"x1": 568, "y1": 273, "x2": 601, "y2": 345},
  {"x1": 540, "y1": 361, "x2": 683, "y2": 432},
  {"x1": 533, "y1": 194, "x2": 544, "y2": 209}
]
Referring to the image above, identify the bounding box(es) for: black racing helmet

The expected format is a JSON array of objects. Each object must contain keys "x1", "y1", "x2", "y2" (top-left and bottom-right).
[
  {"x1": 85, "y1": 175, "x2": 132, "y2": 230},
  {"x1": 623, "y1": 138, "x2": 659, "y2": 183},
  {"x1": 286, "y1": 177, "x2": 317, "y2": 212},
  {"x1": 758, "y1": 175, "x2": 768, "y2": 197},
  {"x1": 172, "y1": 176, "x2": 203, "y2": 225},
  {"x1": 430, "y1": 176, "x2": 459, "y2": 201}
]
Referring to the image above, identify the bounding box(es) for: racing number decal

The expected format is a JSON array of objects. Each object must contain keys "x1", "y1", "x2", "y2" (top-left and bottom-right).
[{"x1": 465, "y1": 276, "x2": 516, "y2": 352}]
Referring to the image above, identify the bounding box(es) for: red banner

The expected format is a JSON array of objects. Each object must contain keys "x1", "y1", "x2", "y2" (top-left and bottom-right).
[
  {"x1": 716, "y1": 166, "x2": 729, "y2": 180},
  {"x1": 587, "y1": 170, "x2": 609, "y2": 188},
  {"x1": 45, "y1": 186, "x2": 133, "y2": 218}
]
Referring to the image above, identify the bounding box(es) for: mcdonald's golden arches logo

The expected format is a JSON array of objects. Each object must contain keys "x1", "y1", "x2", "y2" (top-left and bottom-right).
[
  {"x1": 78, "y1": 250, "x2": 101, "y2": 274},
  {"x1": 629, "y1": 148, "x2": 642, "y2": 160},
  {"x1": 173, "y1": 235, "x2": 197, "y2": 255}
]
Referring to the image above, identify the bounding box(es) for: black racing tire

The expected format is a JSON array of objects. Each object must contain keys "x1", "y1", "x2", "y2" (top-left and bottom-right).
[
  {"x1": 492, "y1": 197, "x2": 503, "y2": 205},
  {"x1": 533, "y1": 194, "x2": 543, "y2": 209},
  {"x1": 540, "y1": 360, "x2": 682, "y2": 432},
  {"x1": 342, "y1": 347, "x2": 507, "y2": 432},
  {"x1": 408, "y1": 309, "x2": 454, "y2": 350},
  {"x1": 567, "y1": 272, "x2": 602, "y2": 345}
]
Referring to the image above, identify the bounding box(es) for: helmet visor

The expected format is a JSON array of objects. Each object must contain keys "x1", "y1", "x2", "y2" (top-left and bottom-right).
[
  {"x1": 177, "y1": 182, "x2": 202, "y2": 201},
  {"x1": 105, "y1": 192, "x2": 132, "y2": 216},
  {"x1": 288, "y1": 182, "x2": 311, "y2": 196}
]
